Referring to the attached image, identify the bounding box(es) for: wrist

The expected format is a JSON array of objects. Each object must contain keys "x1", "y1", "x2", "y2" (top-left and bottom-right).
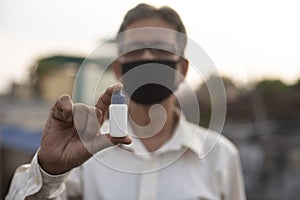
[{"x1": 37, "y1": 151, "x2": 70, "y2": 175}]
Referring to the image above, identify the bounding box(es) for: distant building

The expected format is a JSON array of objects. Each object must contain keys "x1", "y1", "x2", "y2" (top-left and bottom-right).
[{"x1": 33, "y1": 55, "x2": 115, "y2": 103}]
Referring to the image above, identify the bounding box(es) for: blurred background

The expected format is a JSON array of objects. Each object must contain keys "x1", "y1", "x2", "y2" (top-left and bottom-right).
[{"x1": 0, "y1": 0, "x2": 299, "y2": 199}]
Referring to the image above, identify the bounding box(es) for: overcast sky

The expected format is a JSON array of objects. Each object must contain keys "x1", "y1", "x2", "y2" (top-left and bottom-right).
[{"x1": 1, "y1": 0, "x2": 300, "y2": 93}]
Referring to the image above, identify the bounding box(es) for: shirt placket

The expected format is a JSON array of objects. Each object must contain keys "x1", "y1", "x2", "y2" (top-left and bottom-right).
[{"x1": 137, "y1": 156, "x2": 159, "y2": 200}]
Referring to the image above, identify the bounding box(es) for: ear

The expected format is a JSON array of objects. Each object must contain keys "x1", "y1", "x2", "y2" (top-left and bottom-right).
[
  {"x1": 111, "y1": 59, "x2": 122, "y2": 80},
  {"x1": 175, "y1": 58, "x2": 189, "y2": 84},
  {"x1": 178, "y1": 58, "x2": 189, "y2": 77}
]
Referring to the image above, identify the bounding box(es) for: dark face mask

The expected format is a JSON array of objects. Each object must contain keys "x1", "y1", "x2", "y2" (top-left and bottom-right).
[{"x1": 121, "y1": 59, "x2": 179, "y2": 105}]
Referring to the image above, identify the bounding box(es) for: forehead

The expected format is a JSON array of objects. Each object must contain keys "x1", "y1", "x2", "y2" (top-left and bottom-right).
[{"x1": 121, "y1": 18, "x2": 178, "y2": 46}]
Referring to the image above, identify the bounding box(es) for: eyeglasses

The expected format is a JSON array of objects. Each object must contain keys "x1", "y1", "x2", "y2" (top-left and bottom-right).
[{"x1": 119, "y1": 42, "x2": 181, "y2": 58}]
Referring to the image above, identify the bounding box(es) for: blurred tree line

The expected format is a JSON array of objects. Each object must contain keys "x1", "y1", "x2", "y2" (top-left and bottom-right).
[{"x1": 181, "y1": 75, "x2": 300, "y2": 127}]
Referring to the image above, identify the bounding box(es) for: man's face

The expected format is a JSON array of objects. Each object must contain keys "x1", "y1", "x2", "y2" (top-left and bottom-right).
[{"x1": 114, "y1": 17, "x2": 188, "y2": 105}]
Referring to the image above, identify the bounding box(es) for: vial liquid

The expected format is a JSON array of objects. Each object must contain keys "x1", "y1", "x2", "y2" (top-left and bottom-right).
[{"x1": 109, "y1": 90, "x2": 128, "y2": 137}]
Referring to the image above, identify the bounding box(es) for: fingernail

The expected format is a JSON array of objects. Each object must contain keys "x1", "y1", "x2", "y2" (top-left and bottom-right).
[{"x1": 113, "y1": 83, "x2": 123, "y2": 92}]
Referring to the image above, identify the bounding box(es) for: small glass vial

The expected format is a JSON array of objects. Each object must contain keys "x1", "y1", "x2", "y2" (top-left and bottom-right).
[{"x1": 109, "y1": 90, "x2": 128, "y2": 137}]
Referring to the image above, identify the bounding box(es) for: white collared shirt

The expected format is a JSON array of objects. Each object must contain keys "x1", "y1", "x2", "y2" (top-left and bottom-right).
[{"x1": 6, "y1": 114, "x2": 246, "y2": 200}]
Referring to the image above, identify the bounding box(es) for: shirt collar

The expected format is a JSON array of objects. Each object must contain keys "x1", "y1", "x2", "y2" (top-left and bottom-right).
[{"x1": 120, "y1": 110, "x2": 204, "y2": 160}]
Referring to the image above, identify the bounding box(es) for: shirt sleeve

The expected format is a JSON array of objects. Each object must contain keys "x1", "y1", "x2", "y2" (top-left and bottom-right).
[
  {"x1": 5, "y1": 150, "x2": 81, "y2": 200},
  {"x1": 223, "y1": 147, "x2": 246, "y2": 200}
]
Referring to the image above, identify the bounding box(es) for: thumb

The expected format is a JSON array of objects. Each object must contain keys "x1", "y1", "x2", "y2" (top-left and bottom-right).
[
  {"x1": 51, "y1": 94, "x2": 73, "y2": 122},
  {"x1": 83, "y1": 134, "x2": 132, "y2": 155},
  {"x1": 57, "y1": 94, "x2": 73, "y2": 122}
]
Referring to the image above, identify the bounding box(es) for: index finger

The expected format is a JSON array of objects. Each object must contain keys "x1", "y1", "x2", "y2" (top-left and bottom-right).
[{"x1": 95, "y1": 83, "x2": 123, "y2": 116}]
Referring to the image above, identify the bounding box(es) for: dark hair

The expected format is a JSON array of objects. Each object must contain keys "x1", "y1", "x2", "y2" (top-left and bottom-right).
[{"x1": 117, "y1": 3, "x2": 187, "y2": 54}]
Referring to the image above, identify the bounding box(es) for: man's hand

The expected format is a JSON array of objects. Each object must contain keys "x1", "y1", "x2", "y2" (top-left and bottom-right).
[{"x1": 38, "y1": 84, "x2": 131, "y2": 175}]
